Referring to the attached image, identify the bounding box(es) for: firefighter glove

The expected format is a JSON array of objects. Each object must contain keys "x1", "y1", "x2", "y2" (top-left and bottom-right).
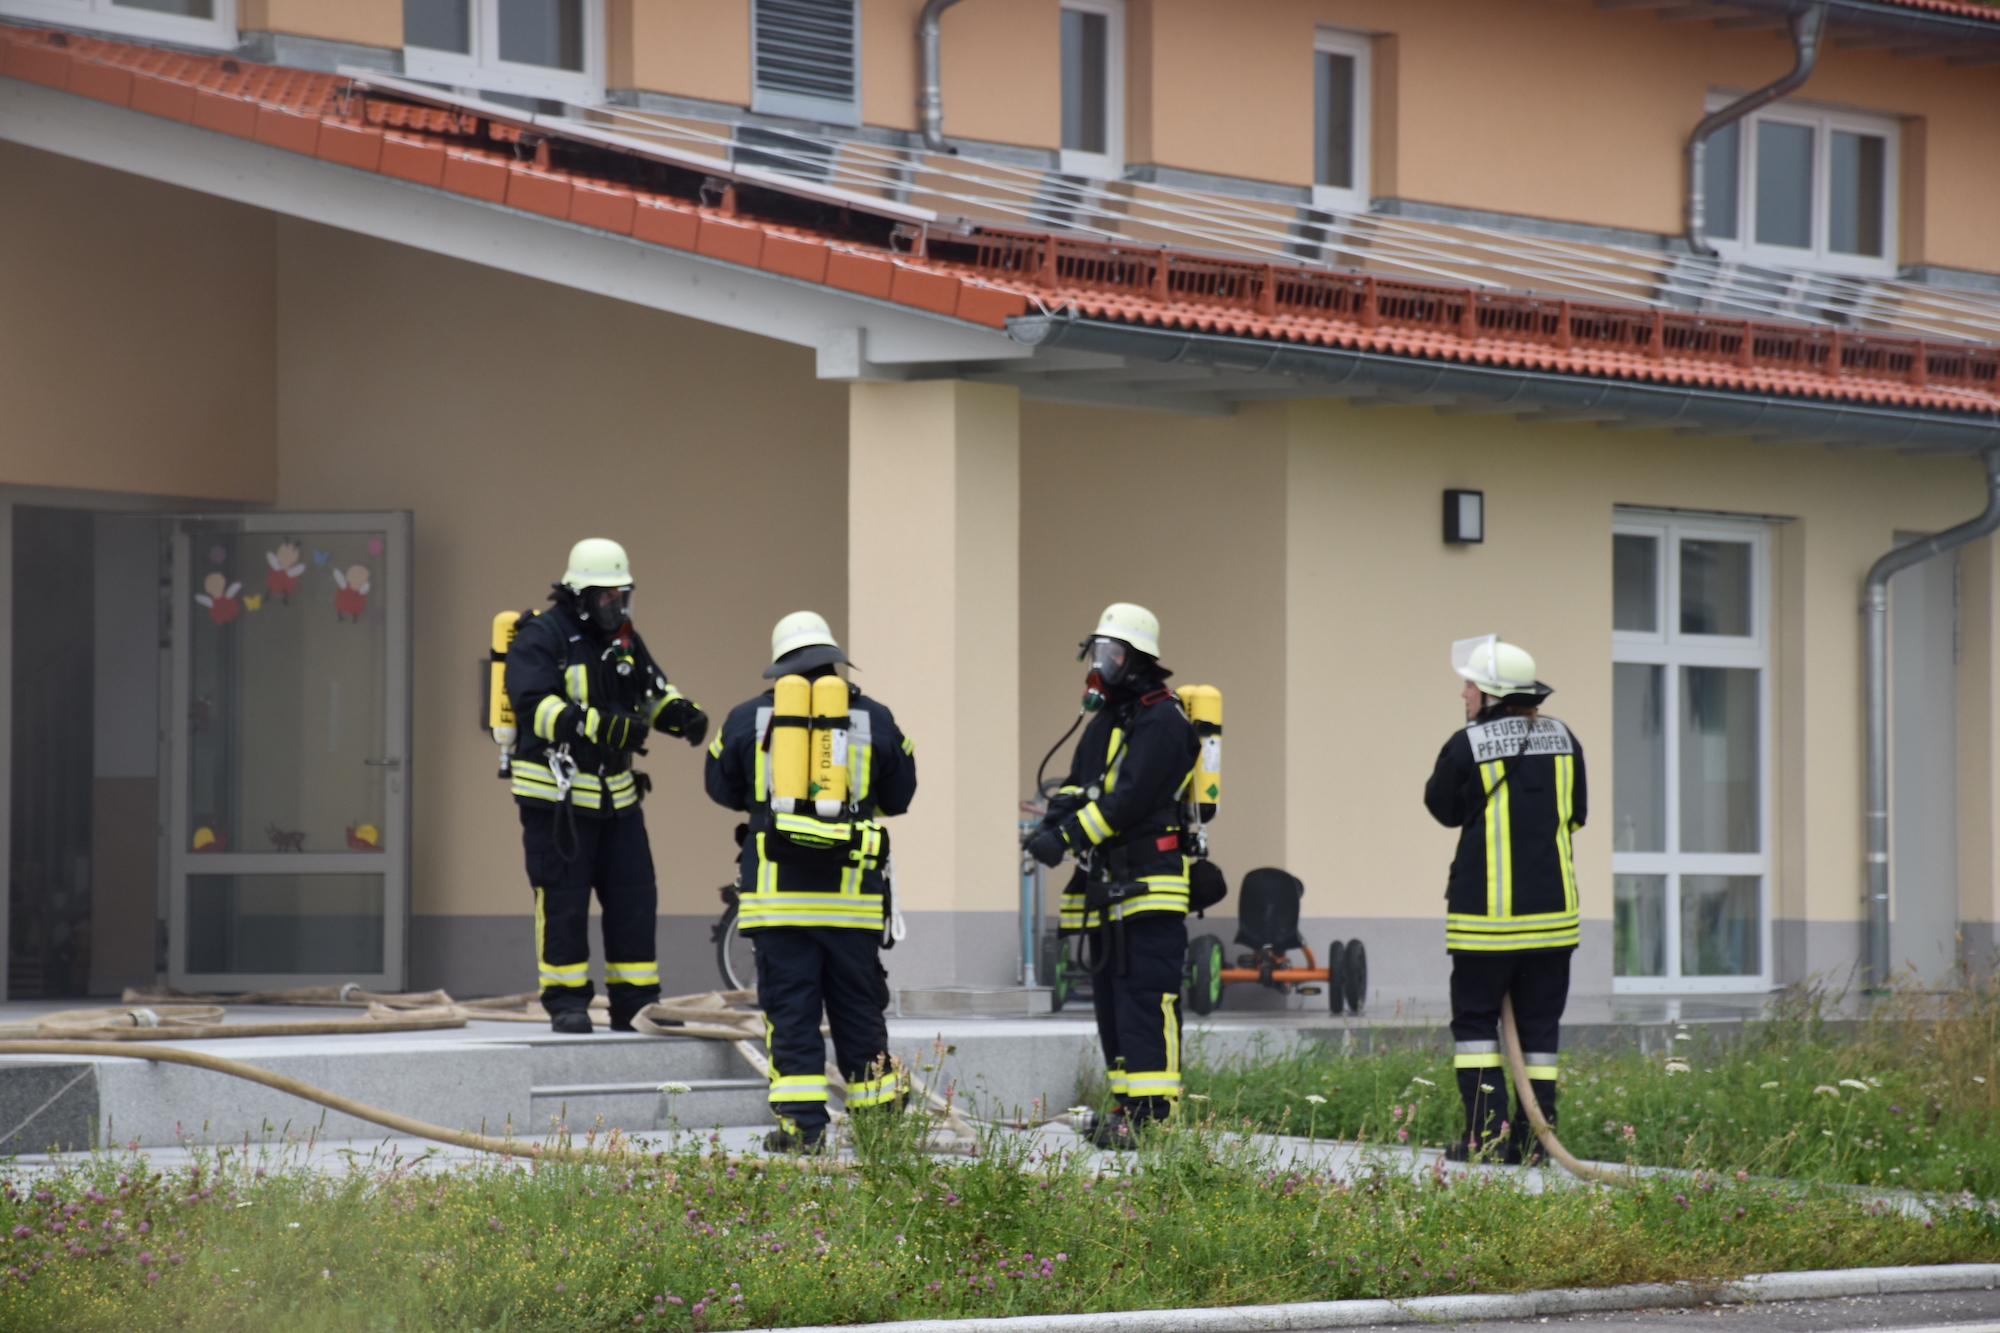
[
  {"x1": 586, "y1": 707, "x2": 649, "y2": 752},
  {"x1": 1026, "y1": 827, "x2": 1067, "y2": 868},
  {"x1": 657, "y1": 697, "x2": 709, "y2": 747}
]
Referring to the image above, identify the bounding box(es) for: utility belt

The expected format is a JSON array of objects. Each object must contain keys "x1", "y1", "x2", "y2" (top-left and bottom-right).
[
  {"x1": 1059, "y1": 832, "x2": 1191, "y2": 976},
  {"x1": 749, "y1": 801, "x2": 888, "y2": 873}
]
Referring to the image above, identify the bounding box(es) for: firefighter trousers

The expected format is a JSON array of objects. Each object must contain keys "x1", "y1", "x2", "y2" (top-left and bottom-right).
[
  {"x1": 1449, "y1": 947, "x2": 1571, "y2": 1155},
  {"x1": 520, "y1": 803, "x2": 661, "y2": 1024},
  {"x1": 752, "y1": 925, "x2": 896, "y2": 1140},
  {"x1": 1090, "y1": 912, "x2": 1187, "y2": 1121}
]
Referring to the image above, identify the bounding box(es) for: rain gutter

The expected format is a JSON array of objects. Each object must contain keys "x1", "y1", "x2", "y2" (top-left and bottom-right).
[
  {"x1": 1862, "y1": 448, "x2": 2000, "y2": 989},
  {"x1": 1686, "y1": 3, "x2": 1826, "y2": 257},
  {"x1": 917, "y1": 0, "x2": 967, "y2": 153},
  {"x1": 1003, "y1": 313, "x2": 2000, "y2": 453}
]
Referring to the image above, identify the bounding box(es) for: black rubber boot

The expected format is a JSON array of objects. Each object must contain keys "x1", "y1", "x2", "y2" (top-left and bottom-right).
[
  {"x1": 1088, "y1": 1110, "x2": 1141, "y2": 1151},
  {"x1": 763, "y1": 1124, "x2": 824, "y2": 1154},
  {"x1": 549, "y1": 1010, "x2": 593, "y2": 1035}
]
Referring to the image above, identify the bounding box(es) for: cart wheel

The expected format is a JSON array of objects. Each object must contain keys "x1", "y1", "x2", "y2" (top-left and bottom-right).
[
  {"x1": 1041, "y1": 935, "x2": 1073, "y2": 1012},
  {"x1": 1187, "y1": 934, "x2": 1224, "y2": 1016},
  {"x1": 1343, "y1": 938, "x2": 1368, "y2": 1013},
  {"x1": 1326, "y1": 939, "x2": 1347, "y2": 1016},
  {"x1": 715, "y1": 899, "x2": 756, "y2": 992}
]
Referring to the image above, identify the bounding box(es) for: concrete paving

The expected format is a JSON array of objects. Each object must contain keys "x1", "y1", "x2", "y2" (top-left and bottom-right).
[
  {"x1": 1323, "y1": 1289, "x2": 2000, "y2": 1333},
  {"x1": 0, "y1": 990, "x2": 1799, "y2": 1157}
]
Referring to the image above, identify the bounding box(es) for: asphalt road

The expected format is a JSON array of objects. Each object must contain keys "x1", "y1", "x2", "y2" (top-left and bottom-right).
[{"x1": 1323, "y1": 1290, "x2": 2000, "y2": 1333}]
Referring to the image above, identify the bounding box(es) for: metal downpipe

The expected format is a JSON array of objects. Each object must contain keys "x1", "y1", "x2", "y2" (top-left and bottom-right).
[
  {"x1": 917, "y1": 0, "x2": 967, "y2": 153},
  {"x1": 1685, "y1": 4, "x2": 1826, "y2": 257},
  {"x1": 1862, "y1": 447, "x2": 2000, "y2": 989}
]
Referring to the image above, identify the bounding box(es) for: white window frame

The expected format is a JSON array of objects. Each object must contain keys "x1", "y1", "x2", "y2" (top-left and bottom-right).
[
  {"x1": 1611, "y1": 514, "x2": 1773, "y2": 995},
  {"x1": 1700, "y1": 93, "x2": 1899, "y2": 279},
  {"x1": 1310, "y1": 27, "x2": 1371, "y2": 214},
  {"x1": 0, "y1": 0, "x2": 236, "y2": 51},
  {"x1": 404, "y1": 0, "x2": 605, "y2": 107},
  {"x1": 750, "y1": 0, "x2": 862, "y2": 127},
  {"x1": 1058, "y1": 0, "x2": 1123, "y2": 180}
]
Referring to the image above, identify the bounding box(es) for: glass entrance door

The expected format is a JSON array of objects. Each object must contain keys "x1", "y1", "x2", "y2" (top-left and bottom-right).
[{"x1": 165, "y1": 513, "x2": 411, "y2": 991}]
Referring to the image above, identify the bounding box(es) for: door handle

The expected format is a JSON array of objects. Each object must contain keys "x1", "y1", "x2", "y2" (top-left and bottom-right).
[{"x1": 364, "y1": 757, "x2": 403, "y2": 768}]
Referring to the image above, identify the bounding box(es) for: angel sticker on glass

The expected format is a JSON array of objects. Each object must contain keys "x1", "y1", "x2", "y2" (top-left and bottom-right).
[
  {"x1": 265, "y1": 541, "x2": 305, "y2": 603},
  {"x1": 332, "y1": 564, "x2": 370, "y2": 621},
  {"x1": 195, "y1": 571, "x2": 242, "y2": 626}
]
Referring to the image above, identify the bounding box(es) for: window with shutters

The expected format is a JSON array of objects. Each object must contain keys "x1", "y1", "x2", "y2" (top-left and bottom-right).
[
  {"x1": 752, "y1": 0, "x2": 863, "y2": 128},
  {"x1": 403, "y1": 0, "x2": 603, "y2": 106},
  {"x1": 0, "y1": 0, "x2": 236, "y2": 51}
]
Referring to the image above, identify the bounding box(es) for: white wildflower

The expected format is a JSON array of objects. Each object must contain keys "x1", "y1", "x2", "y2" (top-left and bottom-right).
[
  {"x1": 1411, "y1": 1077, "x2": 1435, "y2": 1087},
  {"x1": 659, "y1": 1081, "x2": 692, "y2": 1095},
  {"x1": 1839, "y1": 1079, "x2": 1870, "y2": 1092},
  {"x1": 1186, "y1": 1094, "x2": 1210, "y2": 1102},
  {"x1": 1665, "y1": 1060, "x2": 1691, "y2": 1075},
  {"x1": 1814, "y1": 1085, "x2": 1840, "y2": 1097},
  {"x1": 1760, "y1": 1081, "x2": 1780, "y2": 1089},
  {"x1": 1305, "y1": 1094, "x2": 1327, "y2": 1105}
]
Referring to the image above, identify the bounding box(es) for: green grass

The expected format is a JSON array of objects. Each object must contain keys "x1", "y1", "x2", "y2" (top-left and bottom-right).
[
  {"x1": 4, "y1": 1099, "x2": 2000, "y2": 1332},
  {"x1": 1187, "y1": 976, "x2": 2000, "y2": 1194}
]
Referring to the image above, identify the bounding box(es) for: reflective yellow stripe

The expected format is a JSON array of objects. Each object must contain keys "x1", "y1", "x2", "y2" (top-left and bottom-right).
[
  {"x1": 533, "y1": 695, "x2": 568, "y2": 742},
  {"x1": 1124, "y1": 1071, "x2": 1181, "y2": 1097},
  {"x1": 769, "y1": 1075, "x2": 829, "y2": 1104},
  {"x1": 540, "y1": 963, "x2": 588, "y2": 988},
  {"x1": 647, "y1": 685, "x2": 685, "y2": 727},
  {"x1": 606, "y1": 961, "x2": 658, "y2": 985},
  {"x1": 565, "y1": 664, "x2": 589, "y2": 708},
  {"x1": 708, "y1": 733, "x2": 724, "y2": 758},
  {"x1": 1161, "y1": 992, "x2": 1179, "y2": 1078},
  {"x1": 900, "y1": 736, "x2": 914, "y2": 755},
  {"x1": 1481, "y1": 761, "x2": 1509, "y2": 919},
  {"x1": 1108, "y1": 1067, "x2": 1128, "y2": 1096},
  {"x1": 846, "y1": 1072, "x2": 903, "y2": 1107},
  {"x1": 1104, "y1": 728, "x2": 1126, "y2": 793},
  {"x1": 511, "y1": 761, "x2": 638, "y2": 811},
  {"x1": 1525, "y1": 1065, "x2": 1559, "y2": 1081},
  {"x1": 1555, "y1": 754, "x2": 1579, "y2": 915},
  {"x1": 1453, "y1": 1052, "x2": 1505, "y2": 1068},
  {"x1": 1077, "y1": 803, "x2": 1113, "y2": 845},
  {"x1": 534, "y1": 886, "x2": 547, "y2": 979}
]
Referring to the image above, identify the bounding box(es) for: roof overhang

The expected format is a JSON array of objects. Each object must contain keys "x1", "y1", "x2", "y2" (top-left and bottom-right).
[
  {"x1": 1598, "y1": 0, "x2": 2000, "y2": 65},
  {"x1": 0, "y1": 75, "x2": 1027, "y2": 367},
  {"x1": 1002, "y1": 313, "x2": 2000, "y2": 452}
]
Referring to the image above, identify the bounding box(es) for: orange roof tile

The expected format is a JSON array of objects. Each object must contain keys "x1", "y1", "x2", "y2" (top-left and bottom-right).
[{"x1": 3, "y1": 22, "x2": 1995, "y2": 419}]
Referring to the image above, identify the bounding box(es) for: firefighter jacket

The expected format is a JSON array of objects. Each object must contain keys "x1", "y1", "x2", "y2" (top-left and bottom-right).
[
  {"x1": 705, "y1": 682, "x2": 916, "y2": 932},
  {"x1": 506, "y1": 608, "x2": 696, "y2": 816},
  {"x1": 1044, "y1": 679, "x2": 1201, "y2": 931},
  {"x1": 1423, "y1": 708, "x2": 1588, "y2": 952}
]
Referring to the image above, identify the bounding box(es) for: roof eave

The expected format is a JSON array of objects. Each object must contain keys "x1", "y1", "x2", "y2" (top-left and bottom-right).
[{"x1": 1007, "y1": 313, "x2": 2000, "y2": 453}]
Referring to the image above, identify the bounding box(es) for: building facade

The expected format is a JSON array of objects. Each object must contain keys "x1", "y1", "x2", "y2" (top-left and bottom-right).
[{"x1": 1, "y1": 0, "x2": 1997, "y2": 1007}]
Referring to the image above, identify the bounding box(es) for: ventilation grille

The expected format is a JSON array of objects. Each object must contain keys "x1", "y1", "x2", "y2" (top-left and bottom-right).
[{"x1": 753, "y1": 0, "x2": 859, "y2": 121}]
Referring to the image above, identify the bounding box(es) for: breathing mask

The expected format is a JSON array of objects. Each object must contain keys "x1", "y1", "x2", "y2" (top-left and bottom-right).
[
  {"x1": 582, "y1": 585, "x2": 632, "y2": 634},
  {"x1": 1078, "y1": 635, "x2": 1131, "y2": 713}
]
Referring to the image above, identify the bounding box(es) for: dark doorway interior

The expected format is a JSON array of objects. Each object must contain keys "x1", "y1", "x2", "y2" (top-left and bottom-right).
[{"x1": 9, "y1": 506, "x2": 96, "y2": 997}]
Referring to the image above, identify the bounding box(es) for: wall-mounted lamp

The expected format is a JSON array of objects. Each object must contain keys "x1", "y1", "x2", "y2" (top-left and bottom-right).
[{"x1": 1443, "y1": 489, "x2": 1484, "y2": 544}]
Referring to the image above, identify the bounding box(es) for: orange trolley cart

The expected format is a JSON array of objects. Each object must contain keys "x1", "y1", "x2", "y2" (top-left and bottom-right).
[{"x1": 1185, "y1": 868, "x2": 1367, "y2": 1016}]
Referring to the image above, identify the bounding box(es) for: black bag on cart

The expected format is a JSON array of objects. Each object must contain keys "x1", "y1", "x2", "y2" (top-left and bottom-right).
[{"x1": 1234, "y1": 867, "x2": 1305, "y2": 953}]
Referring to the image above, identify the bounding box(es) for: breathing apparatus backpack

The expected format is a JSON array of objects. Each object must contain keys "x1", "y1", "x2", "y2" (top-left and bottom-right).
[
  {"x1": 761, "y1": 674, "x2": 889, "y2": 875},
  {"x1": 1177, "y1": 685, "x2": 1229, "y2": 917},
  {"x1": 485, "y1": 610, "x2": 525, "y2": 779}
]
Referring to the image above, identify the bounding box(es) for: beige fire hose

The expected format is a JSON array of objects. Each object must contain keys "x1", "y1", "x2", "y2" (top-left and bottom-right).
[
  {"x1": 1499, "y1": 994, "x2": 1629, "y2": 1186},
  {"x1": 0, "y1": 1039, "x2": 855, "y2": 1172}
]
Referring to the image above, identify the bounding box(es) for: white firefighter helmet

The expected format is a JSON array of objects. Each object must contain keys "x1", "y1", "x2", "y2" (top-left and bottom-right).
[
  {"x1": 1452, "y1": 634, "x2": 1549, "y2": 699},
  {"x1": 764, "y1": 610, "x2": 852, "y2": 678},
  {"x1": 1093, "y1": 602, "x2": 1161, "y2": 658},
  {"x1": 562, "y1": 538, "x2": 633, "y2": 591}
]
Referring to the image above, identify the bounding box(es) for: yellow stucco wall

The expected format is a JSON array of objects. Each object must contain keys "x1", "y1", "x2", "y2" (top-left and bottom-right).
[
  {"x1": 239, "y1": 0, "x2": 400, "y2": 48},
  {"x1": 613, "y1": 0, "x2": 753, "y2": 109},
  {"x1": 1017, "y1": 399, "x2": 1290, "y2": 883},
  {"x1": 272, "y1": 219, "x2": 849, "y2": 922},
  {"x1": 1280, "y1": 398, "x2": 1990, "y2": 941},
  {"x1": 0, "y1": 142, "x2": 276, "y2": 502}
]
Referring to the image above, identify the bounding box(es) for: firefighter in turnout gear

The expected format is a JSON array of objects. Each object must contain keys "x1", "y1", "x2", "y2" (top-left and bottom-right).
[
  {"x1": 1026, "y1": 603, "x2": 1200, "y2": 1150},
  {"x1": 1423, "y1": 635, "x2": 1586, "y2": 1164},
  {"x1": 704, "y1": 612, "x2": 917, "y2": 1152},
  {"x1": 506, "y1": 539, "x2": 709, "y2": 1034}
]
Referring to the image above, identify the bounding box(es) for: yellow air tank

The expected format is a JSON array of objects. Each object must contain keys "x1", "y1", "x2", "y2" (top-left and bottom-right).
[
  {"x1": 771, "y1": 675, "x2": 812, "y2": 805},
  {"x1": 489, "y1": 611, "x2": 521, "y2": 743},
  {"x1": 810, "y1": 674, "x2": 850, "y2": 815},
  {"x1": 1178, "y1": 684, "x2": 1223, "y2": 821}
]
